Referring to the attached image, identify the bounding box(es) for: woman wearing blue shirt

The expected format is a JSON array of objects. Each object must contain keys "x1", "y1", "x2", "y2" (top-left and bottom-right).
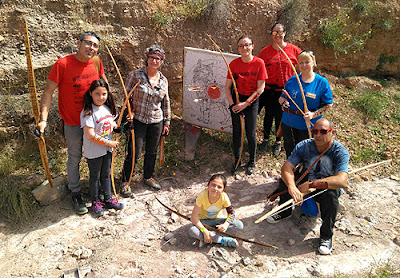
[{"x1": 279, "y1": 50, "x2": 333, "y2": 157}]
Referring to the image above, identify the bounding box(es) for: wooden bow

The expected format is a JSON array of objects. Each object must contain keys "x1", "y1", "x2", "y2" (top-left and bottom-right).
[
  {"x1": 207, "y1": 34, "x2": 244, "y2": 171},
  {"x1": 257, "y1": 159, "x2": 393, "y2": 224},
  {"x1": 277, "y1": 46, "x2": 312, "y2": 138},
  {"x1": 105, "y1": 45, "x2": 137, "y2": 195},
  {"x1": 154, "y1": 196, "x2": 277, "y2": 248},
  {"x1": 267, "y1": 144, "x2": 329, "y2": 201},
  {"x1": 110, "y1": 82, "x2": 139, "y2": 197},
  {"x1": 23, "y1": 19, "x2": 53, "y2": 187}
]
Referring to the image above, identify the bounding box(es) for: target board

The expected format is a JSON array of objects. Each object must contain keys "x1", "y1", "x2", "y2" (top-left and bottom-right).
[{"x1": 183, "y1": 47, "x2": 240, "y2": 133}]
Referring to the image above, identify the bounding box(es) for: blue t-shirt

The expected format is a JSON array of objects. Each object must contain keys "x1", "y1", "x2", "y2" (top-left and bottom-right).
[
  {"x1": 288, "y1": 139, "x2": 350, "y2": 180},
  {"x1": 282, "y1": 73, "x2": 333, "y2": 130}
]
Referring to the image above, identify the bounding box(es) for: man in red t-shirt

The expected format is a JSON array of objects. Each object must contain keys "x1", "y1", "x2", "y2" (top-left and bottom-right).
[{"x1": 37, "y1": 31, "x2": 108, "y2": 215}]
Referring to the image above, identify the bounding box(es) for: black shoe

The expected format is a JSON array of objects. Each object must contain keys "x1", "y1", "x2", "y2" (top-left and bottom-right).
[
  {"x1": 246, "y1": 162, "x2": 255, "y2": 175},
  {"x1": 273, "y1": 142, "x2": 282, "y2": 156},
  {"x1": 231, "y1": 162, "x2": 241, "y2": 175},
  {"x1": 259, "y1": 140, "x2": 269, "y2": 153},
  {"x1": 71, "y1": 193, "x2": 88, "y2": 215},
  {"x1": 266, "y1": 213, "x2": 291, "y2": 224},
  {"x1": 318, "y1": 238, "x2": 333, "y2": 255}
]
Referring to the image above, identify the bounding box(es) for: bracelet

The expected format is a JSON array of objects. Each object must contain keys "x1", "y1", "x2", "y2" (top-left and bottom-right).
[{"x1": 200, "y1": 227, "x2": 206, "y2": 233}]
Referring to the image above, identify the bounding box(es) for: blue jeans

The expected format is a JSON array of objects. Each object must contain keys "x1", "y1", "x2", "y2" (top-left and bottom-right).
[
  {"x1": 86, "y1": 151, "x2": 112, "y2": 201},
  {"x1": 231, "y1": 95, "x2": 259, "y2": 164},
  {"x1": 122, "y1": 119, "x2": 163, "y2": 181},
  {"x1": 188, "y1": 218, "x2": 244, "y2": 241},
  {"x1": 64, "y1": 124, "x2": 83, "y2": 193}
]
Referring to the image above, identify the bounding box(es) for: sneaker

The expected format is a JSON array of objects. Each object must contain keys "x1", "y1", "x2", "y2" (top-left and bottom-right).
[
  {"x1": 144, "y1": 177, "x2": 161, "y2": 190},
  {"x1": 120, "y1": 182, "x2": 132, "y2": 198},
  {"x1": 92, "y1": 200, "x2": 104, "y2": 216},
  {"x1": 318, "y1": 238, "x2": 333, "y2": 255},
  {"x1": 266, "y1": 213, "x2": 291, "y2": 224},
  {"x1": 246, "y1": 162, "x2": 255, "y2": 175},
  {"x1": 221, "y1": 237, "x2": 238, "y2": 248},
  {"x1": 259, "y1": 140, "x2": 269, "y2": 153},
  {"x1": 71, "y1": 193, "x2": 88, "y2": 215},
  {"x1": 273, "y1": 142, "x2": 282, "y2": 156},
  {"x1": 105, "y1": 197, "x2": 124, "y2": 210}
]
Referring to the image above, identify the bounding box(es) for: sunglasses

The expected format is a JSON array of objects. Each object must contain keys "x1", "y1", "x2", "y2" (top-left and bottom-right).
[
  {"x1": 271, "y1": 31, "x2": 285, "y2": 36},
  {"x1": 312, "y1": 129, "x2": 332, "y2": 135},
  {"x1": 300, "y1": 50, "x2": 314, "y2": 56}
]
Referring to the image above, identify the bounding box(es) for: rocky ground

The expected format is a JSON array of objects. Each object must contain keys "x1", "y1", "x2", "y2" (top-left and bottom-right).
[{"x1": 0, "y1": 167, "x2": 399, "y2": 278}]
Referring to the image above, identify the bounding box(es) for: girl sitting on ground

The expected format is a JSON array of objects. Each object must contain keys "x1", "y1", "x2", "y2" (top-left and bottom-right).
[
  {"x1": 189, "y1": 174, "x2": 244, "y2": 247},
  {"x1": 80, "y1": 79, "x2": 124, "y2": 216}
]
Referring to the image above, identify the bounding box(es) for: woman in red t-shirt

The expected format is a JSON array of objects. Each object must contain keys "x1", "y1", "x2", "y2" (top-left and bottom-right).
[
  {"x1": 258, "y1": 23, "x2": 301, "y2": 156},
  {"x1": 225, "y1": 35, "x2": 267, "y2": 175}
]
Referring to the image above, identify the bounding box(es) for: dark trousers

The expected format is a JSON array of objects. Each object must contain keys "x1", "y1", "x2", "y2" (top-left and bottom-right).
[
  {"x1": 122, "y1": 119, "x2": 163, "y2": 181},
  {"x1": 281, "y1": 122, "x2": 309, "y2": 157},
  {"x1": 87, "y1": 151, "x2": 112, "y2": 201},
  {"x1": 231, "y1": 96, "x2": 259, "y2": 164},
  {"x1": 276, "y1": 177, "x2": 340, "y2": 240},
  {"x1": 258, "y1": 88, "x2": 283, "y2": 142}
]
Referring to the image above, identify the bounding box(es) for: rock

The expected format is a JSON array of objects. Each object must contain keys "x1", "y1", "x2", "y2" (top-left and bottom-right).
[
  {"x1": 269, "y1": 169, "x2": 280, "y2": 178},
  {"x1": 394, "y1": 237, "x2": 400, "y2": 246},
  {"x1": 164, "y1": 232, "x2": 174, "y2": 241},
  {"x1": 390, "y1": 175, "x2": 400, "y2": 181},
  {"x1": 338, "y1": 203, "x2": 346, "y2": 214},
  {"x1": 241, "y1": 257, "x2": 251, "y2": 266},
  {"x1": 254, "y1": 261, "x2": 264, "y2": 267},
  {"x1": 262, "y1": 171, "x2": 269, "y2": 179},
  {"x1": 169, "y1": 237, "x2": 177, "y2": 245},
  {"x1": 288, "y1": 239, "x2": 296, "y2": 246},
  {"x1": 0, "y1": 68, "x2": 4, "y2": 81},
  {"x1": 31, "y1": 176, "x2": 68, "y2": 206},
  {"x1": 342, "y1": 76, "x2": 383, "y2": 93}
]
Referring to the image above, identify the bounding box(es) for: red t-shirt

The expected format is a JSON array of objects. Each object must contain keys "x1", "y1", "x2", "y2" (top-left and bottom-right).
[
  {"x1": 48, "y1": 54, "x2": 104, "y2": 126},
  {"x1": 258, "y1": 43, "x2": 301, "y2": 88},
  {"x1": 227, "y1": 56, "x2": 267, "y2": 96}
]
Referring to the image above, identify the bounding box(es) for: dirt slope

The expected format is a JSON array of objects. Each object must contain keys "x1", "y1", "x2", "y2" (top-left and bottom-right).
[{"x1": 0, "y1": 173, "x2": 399, "y2": 277}]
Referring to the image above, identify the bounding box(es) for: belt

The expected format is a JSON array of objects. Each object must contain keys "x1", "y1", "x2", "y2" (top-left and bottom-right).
[
  {"x1": 265, "y1": 84, "x2": 283, "y2": 91},
  {"x1": 283, "y1": 108, "x2": 303, "y2": 116}
]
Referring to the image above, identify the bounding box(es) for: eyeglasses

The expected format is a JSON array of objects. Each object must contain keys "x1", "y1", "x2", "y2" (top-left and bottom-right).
[
  {"x1": 271, "y1": 30, "x2": 285, "y2": 36},
  {"x1": 300, "y1": 50, "x2": 314, "y2": 56},
  {"x1": 148, "y1": 55, "x2": 162, "y2": 61},
  {"x1": 238, "y1": 43, "x2": 253, "y2": 48},
  {"x1": 311, "y1": 129, "x2": 332, "y2": 135},
  {"x1": 81, "y1": 39, "x2": 99, "y2": 49}
]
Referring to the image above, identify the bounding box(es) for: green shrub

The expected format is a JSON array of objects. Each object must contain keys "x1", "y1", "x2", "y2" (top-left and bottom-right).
[
  {"x1": 0, "y1": 176, "x2": 39, "y2": 223},
  {"x1": 352, "y1": 91, "x2": 387, "y2": 120}
]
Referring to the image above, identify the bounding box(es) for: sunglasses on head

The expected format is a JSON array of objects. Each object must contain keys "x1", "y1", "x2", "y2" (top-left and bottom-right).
[
  {"x1": 311, "y1": 129, "x2": 332, "y2": 135},
  {"x1": 300, "y1": 50, "x2": 314, "y2": 56}
]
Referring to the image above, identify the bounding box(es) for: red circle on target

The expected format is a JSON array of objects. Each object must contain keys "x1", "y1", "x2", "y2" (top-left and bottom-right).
[{"x1": 207, "y1": 85, "x2": 221, "y2": 99}]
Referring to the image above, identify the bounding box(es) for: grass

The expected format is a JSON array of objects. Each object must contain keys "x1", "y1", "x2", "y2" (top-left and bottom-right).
[
  {"x1": 351, "y1": 91, "x2": 388, "y2": 120},
  {"x1": 151, "y1": 0, "x2": 231, "y2": 27},
  {"x1": 0, "y1": 176, "x2": 39, "y2": 223}
]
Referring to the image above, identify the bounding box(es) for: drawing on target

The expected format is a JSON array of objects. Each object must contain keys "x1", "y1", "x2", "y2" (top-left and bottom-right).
[{"x1": 183, "y1": 47, "x2": 240, "y2": 133}]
